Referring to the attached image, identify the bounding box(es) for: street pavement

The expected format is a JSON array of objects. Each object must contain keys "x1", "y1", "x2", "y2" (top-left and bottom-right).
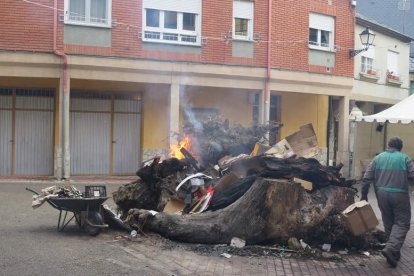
[{"x1": 1, "y1": 180, "x2": 414, "y2": 275}]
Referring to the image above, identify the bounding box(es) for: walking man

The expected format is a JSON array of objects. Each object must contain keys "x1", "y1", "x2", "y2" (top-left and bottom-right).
[{"x1": 361, "y1": 137, "x2": 414, "y2": 267}]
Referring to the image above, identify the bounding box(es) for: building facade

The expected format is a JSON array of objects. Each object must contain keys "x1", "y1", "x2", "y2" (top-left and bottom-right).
[
  {"x1": 0, "y1": 0, "x2": 355, "y2": 178},
  {"x1": 350, "y1": 15, "x2": 413, "y2": 178}
]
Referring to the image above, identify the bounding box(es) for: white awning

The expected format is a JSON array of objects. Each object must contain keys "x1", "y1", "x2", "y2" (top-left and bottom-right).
[{"x1": 354, "y1": 94, "x2": 414, "y2": 124}]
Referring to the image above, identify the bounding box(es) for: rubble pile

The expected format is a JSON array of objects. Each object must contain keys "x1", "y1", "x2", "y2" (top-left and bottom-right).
[{"x1": 113, "y1": 119, "x2": 380, "y2": 250}]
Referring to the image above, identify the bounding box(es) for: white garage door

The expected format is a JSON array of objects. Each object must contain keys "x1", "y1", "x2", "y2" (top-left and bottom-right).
[
  {"x1": 70, "y1": 92, "x2": 141, "y2": 175},
  {"x1": 0, "y1": 88, "x2": 54, "y2": 176}
]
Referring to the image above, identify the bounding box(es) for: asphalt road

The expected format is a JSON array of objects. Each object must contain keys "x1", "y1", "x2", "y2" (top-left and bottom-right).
[{"x1": 0, "y1": 182, "x2": 155, "y2": 276}]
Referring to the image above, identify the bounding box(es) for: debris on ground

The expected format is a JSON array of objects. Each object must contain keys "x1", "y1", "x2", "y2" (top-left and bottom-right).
[
  {"x1": 230, "y1": 237, "x2": 246, "y2": 248},
  {"x1": 322, "y1": 244, "x2": 332, "y2": 252},
  {"x1": 288, "y1": 238, "x2": 302, "y2": 251},
  {"x1": 111, "y1": 118, "x2": 383, "y2": 253},
  {"x1": 220, "y1": 253, "x2": 232, "y2": 259}
]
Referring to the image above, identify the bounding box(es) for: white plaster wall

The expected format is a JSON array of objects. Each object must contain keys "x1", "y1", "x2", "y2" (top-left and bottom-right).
[{"x1": 352, "y1": 24, "x2": 411, "y2": 103}]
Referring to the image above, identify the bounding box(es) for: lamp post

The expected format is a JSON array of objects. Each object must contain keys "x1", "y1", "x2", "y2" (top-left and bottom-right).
[{"x1": 349, "y1": 27, "x2": 376, "y2": 58}]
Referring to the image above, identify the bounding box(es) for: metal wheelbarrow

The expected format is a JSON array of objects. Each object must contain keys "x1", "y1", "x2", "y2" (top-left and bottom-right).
[{"x1": 26, "y1": 187, "x2": 109, "y2": 236}]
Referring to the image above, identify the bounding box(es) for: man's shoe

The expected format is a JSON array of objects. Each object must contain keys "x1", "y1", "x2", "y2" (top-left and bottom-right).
[
  {"x1": 382, "y1": 249, "x2": 398, "y2": 268},
  {"x1": 395, "y1": 251, "x2": 401, "y2": 261}
]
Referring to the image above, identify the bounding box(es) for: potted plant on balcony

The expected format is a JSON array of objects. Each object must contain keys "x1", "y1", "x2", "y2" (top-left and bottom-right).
[
  {"x1": 360, "y1": 68, "x2": 379, "y2": 82},
  {"x1": 386, "y1": 70, "x2": 402, "y2": 85}
]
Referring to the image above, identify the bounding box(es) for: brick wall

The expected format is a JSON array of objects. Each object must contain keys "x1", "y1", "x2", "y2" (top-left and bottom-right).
[
  {"x1": 0, "y1": 0, "x2": 54, "y2": 52},
  {"x1": 0, "y1": 0, "x2": 354, "y2": 77}
]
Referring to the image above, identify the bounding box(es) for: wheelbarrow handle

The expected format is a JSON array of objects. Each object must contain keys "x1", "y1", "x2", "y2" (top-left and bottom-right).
[{"x1": 26, "y1": 187, "x2": 40, "y2": 195}]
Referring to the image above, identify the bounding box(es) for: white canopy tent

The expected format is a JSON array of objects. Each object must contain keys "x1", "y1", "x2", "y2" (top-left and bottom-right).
[
  {"x1": 354, "y1": 94, "x2": 414, "y2": 123},
  {"x1": 349, "y1": 94, "x2": 414, "y2": 178}
]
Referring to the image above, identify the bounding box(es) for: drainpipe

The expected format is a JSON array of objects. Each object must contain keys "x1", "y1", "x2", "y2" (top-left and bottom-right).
[
  {"x1": 263, "y1": 0, "x2": 272, "y2": 130},
  {"x1": 53, "y1": 0, "x2": 70, "y2": 180}
]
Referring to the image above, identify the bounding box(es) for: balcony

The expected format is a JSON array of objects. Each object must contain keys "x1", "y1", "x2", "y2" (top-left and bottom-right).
[
  {"x1": 359, "y1": 68, "x2": 379, "y2": 83},
  {"x1": 386, "y1": 71, "x2": 403, "y2": 86}
]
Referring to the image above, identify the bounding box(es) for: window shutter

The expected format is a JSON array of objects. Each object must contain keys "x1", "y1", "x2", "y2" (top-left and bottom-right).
[
  {"x1": 309, "y1": 13, "x2": 334, "y2": 32},
  {"x1": 233, "y1": 1, "x2": 253, "y2": 20},
  {"x1": 387, "y1": 51, "x2": 399, "y2": 74}
]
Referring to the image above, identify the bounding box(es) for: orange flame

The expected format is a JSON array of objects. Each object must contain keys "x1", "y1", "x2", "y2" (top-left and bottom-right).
[{"x1": 169, "y1": 136, "x2": 193, "y2": 160}]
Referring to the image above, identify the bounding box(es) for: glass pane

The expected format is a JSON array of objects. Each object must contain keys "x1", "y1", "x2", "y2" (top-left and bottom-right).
[
  {"x1": 163, "y1": 33, "x2": 178, "y2": 41},
  {"x1": 181, "y1": 35, "x2": 197, "y2": 43},
  {"x1": 309, "y1": 28, "x2": 318, "y2": 45},
  {"x1": 69, "y1": 0, "x2": 86, "y2": 22},
  {"x1": 144, "y1": 31, "x2": 160, "y2": 39},
  {"x1": 361, "y1": 57, "x2": 366, "y2": 73},
  {"x1": 235, "y1": 18, "x2": 248, "y2": 36},
  {"x1": 367, "y1": 58, "x2": 373, "y2": 70},
  {"x1": 183, "y1": 13, "x2": 196, "y2": 31},
  {"x1": 164, "y1": 11, "x2": 177, "y2": 29},
  {"x1": 91, "y1": 0, "x2": 107, "y2": 24},
  {"x1": 321, "y1": 30, "x2": 330, "y2": 47},
  {"x1": 146, "y1": 9, "x2": 159, "y2": 27}
]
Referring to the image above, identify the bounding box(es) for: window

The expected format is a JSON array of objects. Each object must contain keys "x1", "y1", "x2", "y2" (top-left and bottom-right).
[
  {"x1": 387, "y1": 51, "x2": 399, "y2": 75},
  {"x1": 233, "y1": 1, "x2": 254, "y2": 40},
  {"x1": 361, "y1": 56, "x2": 373, "y2": 74},
  {"x1": 360, "y1": 46, "x2": 375, "y2": 74},
  {"x1": 142, "y1": 0, "x2": 201, "y2": 45},
  {"x1": 146, "y1": 9, "x2": 160, "y2": 27},
  {"x1": 309, "y1": 13, "x2": 334, "y2": 51},
  {"x1": 235, "y1": 18, "x2": 248, "y2": 36},
  {"x1": 183, "y1": 13, "x2": 196, "y2": 31},
  {"x1": 164, "y1": 11, "x2": 178, "y2": 29},
  {"x1": 65, "y1": 0, "x2": 112, "y2": 27}
]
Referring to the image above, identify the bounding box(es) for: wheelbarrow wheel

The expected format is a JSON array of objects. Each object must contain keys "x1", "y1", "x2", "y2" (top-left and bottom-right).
[{"x1": 84, "y1": 211, "x2": 104, "y2": 236}]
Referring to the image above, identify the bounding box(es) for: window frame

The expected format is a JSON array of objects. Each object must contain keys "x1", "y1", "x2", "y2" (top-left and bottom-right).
[
  {"x1": 64, "y1": 0, "x2": 112, "y2": 28},
  {"x1": 308, "y1": 13, "x2": 335, "y2": 52},
  {"x1": 361, "y1": 56, "x2": 374, "y2": 74},
  {"x1": 142, "y1": 9, "x2": 201, "y2": 45},
  {"x1": 233, "y1": 0, "x2": 254, "y2": 41}
]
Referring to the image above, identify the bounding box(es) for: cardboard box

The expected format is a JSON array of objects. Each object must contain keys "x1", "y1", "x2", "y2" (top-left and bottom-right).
[
  {"x1": 265, "y1": 139, "x2": 295, "y2": 158},
  {"x1": 293, "y1": 177, "x2": 313, "y2": 191},
  {"x1": 163, "y1": 198, "x2": 185, "y2": 214},
  {"x1": 285, "y1": 124, "x2": 320, "y2": 158},
  {"x1": 342, "y1": 200, "x2": 379, "y2": 236},
  {"x1": 251, "y1": 143, "x2": 271, "y2": 156}
]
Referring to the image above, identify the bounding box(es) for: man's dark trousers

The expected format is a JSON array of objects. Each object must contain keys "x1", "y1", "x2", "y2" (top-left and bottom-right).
[{"x1": 378, "y1": 191, "x2": 411, "y2": 255}]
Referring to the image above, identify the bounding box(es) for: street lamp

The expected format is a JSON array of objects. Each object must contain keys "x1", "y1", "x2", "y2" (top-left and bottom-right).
[{"x1": 349, "y1": 27, "x2": 376, "y2": 58}]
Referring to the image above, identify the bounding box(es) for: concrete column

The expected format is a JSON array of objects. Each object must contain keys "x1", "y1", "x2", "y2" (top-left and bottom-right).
[
  {"x1": 62, "y1": 78, "x2": 70, "y2": 179},
  {"x1": 54, "y1": 78, "x2": 63, "y2": 179},
  {"x1": 169, "y1": 83, "x2": 180, "y2": 146},
  {"x1": 262, "y1": 87, "x2": 270, "y2": 125},
  {"x1": 337, "y1": 96, "x2": 350, "y2": 177}
]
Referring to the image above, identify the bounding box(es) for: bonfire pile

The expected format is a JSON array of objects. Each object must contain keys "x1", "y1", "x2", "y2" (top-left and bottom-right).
[{"x1": 113, "y1": 117, "x2": 378, "y2": 249}]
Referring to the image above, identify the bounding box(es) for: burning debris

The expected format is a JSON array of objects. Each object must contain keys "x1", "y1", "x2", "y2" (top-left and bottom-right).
[{"x1": 113, "y1": 118, "x2": 380, "y2": 250}]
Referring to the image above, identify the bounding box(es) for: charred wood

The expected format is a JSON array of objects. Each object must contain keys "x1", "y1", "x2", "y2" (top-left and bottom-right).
[{"x1": 125, "y1": 178, "x2": 360, "y2": 246}]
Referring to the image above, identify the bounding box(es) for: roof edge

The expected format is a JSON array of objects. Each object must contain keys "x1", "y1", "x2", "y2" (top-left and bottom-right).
[{"x1": 356, "y1": 14, "x2": 413, "y2": 43}]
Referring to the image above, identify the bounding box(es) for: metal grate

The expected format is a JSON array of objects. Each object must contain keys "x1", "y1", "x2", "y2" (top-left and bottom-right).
[
  {"x1": 16, "y1": 88, "x2": 54, "y2": 97},
  {"x1": 0, "y1": 88, "x2": 12, "y2": 96},
  {"x1": 71, "y1": 91, "x2": 111, "y2": 99}
]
